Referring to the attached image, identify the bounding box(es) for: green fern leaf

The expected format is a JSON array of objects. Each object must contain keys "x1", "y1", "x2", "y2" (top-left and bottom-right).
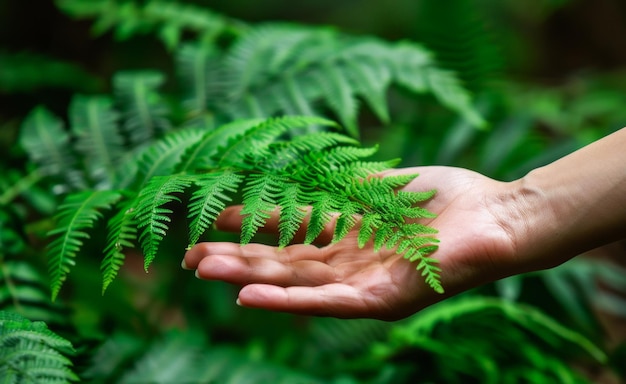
[
  {"x1": 114, "y1": 70, "x2": 171, "y2": 146},
  {"x1": 332, "y1": 200, "x2": 360, "y2": 244},
  {"x1": 47, "y1": 190, "x2": 122, "y2": 301},
  {"x1": 176, "y1": 43, "x2": 222, "y2": 121},
  {"x1": 0, "y1": 311, "x2": 78, "y2": 382},
  {"x1": 69, "y1": 95, "x2": 124, "y2": 187},
  {"x1": 187, "y1": 170, "x2": 244, "y2": 248},
  {"x1": 315, "y1": 62, "x2": 359, "y2": 137},
  {"x1": 101, "y1": 198, "x2": 138, "y2": 294},
  {"x1": 425, "y1": 68, "x2": 485, "y2": 127},
  {"x1": 240, "y1": 173, "x2": 284, "y2": 244},
  {"x1": 277, "y1": 183, "x2": 308, "y2": 248},
  {"x1": 176, "y1": 118, "x2": 265, "y2": 172},
  {"x1": 133, "y1": 128, "x2": 205, "y2": 188},
  {"x1": 19, "y1": 106, "x2": 86, "y2": 190},
  {"x1": 261, "y1": 132, "x2": 360, "y2": 171},
  {"x1": 135, "y1": 174, "x2": 193, "y2": 271},
  {"x1": 344, "y1": 55, "x2": 392, "y2": 124},
  {"x1": 304, "y1": 191, "x2": 340, "y2": 245},
  {"x1": 0, "y1": 260, "x2": 69, "y2": 327},
  {"x1": 217, "y1": 24, "x2": 483, "y2": 135},
  {"x1": 217, "y1": 115, "x2": 337, "y2": 168},
  {"x1": 358, "y1": 213, "x2": 382, "y2": 248},
  {"x1": 56, "y1": 0, "x2": 241, "y2": 48}
]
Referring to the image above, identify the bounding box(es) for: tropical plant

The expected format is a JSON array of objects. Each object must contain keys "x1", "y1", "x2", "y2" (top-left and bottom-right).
[
  {"x1": 1, "y1": 0, "x2": 625, "y2": 383},
  {"x1": 0, "y1": 311, "x2": 78, "y2": 382}
]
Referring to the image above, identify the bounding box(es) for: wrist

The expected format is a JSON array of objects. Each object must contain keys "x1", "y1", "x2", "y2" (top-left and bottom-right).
[{"x1": 512, "y1": 129, "x2": 626, "y2": 269}]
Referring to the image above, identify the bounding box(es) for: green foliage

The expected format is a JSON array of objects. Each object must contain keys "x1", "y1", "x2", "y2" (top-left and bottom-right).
[
  {"x1": 56, "y1": 0, "x2": 245, "y2": 49},
  {"x1": 414, "y1": 0, "x2": 504, "y2": 92},
  {"x1": 113, "y1": 70, "x2": 172, "y2": 146},
  {"x1": 0, "y1": 51, "x2": 102, "y2": 94},
  {"x1": 47, "y1": 190, "x2": 123, "y2": 300},
  {"x1": 372, "y1": 297, "x2": 606, "y2": 383},
  {"x1": 1, "y1": 260, "x2": 70, "y2": 327},
  {"x1": 5, "y1": 1, "x2": 625, "y2": 382},
  {"x1": 82, "y1": 330, "x2": 324, "y2": 383},
  {"x1": 42, "y1": 115, "x2": 439, "y2": 298},
  {"x1": 0, "y1": 311, "x2": 77, "y2": 383},
  {"x1": 207, "y1": 24, "x2": 485, "y2": 136}
]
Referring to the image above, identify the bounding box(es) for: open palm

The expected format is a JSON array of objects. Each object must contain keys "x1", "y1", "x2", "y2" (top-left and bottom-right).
[{"x1": 184, "y1": 166, "x2": 522, "y2": 320}]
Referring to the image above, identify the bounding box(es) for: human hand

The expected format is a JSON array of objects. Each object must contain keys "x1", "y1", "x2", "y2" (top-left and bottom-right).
[{"x1": 183, "y1": 166, "x2": 539, "y2": 320}]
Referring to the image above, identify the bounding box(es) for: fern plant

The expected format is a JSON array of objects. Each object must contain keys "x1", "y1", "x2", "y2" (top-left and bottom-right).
[
  {"x1": 182, "y1": 24, "x2": 485, "y2": 137},
  {"x1": 0, "y1": 311, "x2": 78, "y2": 383},
  {"x1": 41, "y1": 115, "x2": 440, "y2": 300},
  {"x1": 56, "y1": 0, "x2": 245, "y2": 50},
  {"x1": 372, "y1": 297, "x2": 606, "y2": 384},
  {"x1": 56, "y1": 1, "x2": 485, "y2": 136}
]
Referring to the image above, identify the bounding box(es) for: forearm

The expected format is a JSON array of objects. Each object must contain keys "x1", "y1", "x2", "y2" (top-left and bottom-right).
[{"x1": 513, "y1": 127, "x2": 626, "y2": 269}]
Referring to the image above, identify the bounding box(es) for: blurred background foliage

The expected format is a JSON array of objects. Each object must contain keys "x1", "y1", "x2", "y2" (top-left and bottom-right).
[{"x1": 1, "y1": 0, "x2": 626, "y2": 382}]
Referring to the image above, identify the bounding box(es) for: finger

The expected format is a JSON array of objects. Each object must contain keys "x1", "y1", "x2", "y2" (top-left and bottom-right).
[
  {"x1": 236, "y1": 283, "x2": 378, "y2": 319},
  {"x1": 215, "y1": 205, "x2": 339, "y2": 245},
  {"x1": 183, "y1": 242, "x2": 331, "y2": 270},
  {"x1": 186, "y1": 243, "x2": 341, "y2": 286},
  {"x1": 184, "y1": 242, "x2": 274, "y2": 269}
]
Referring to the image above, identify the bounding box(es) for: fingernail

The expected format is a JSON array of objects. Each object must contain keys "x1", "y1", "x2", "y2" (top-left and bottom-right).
[
  {"x1": 236, "y1": 298, "x2": 242, "y2": 306},
  {"x1": 194, "y1": 270, "x2": 200, "y2": 279},
  {"x1": 181, "y1": 259, "x2": 190, "y2": 270}
]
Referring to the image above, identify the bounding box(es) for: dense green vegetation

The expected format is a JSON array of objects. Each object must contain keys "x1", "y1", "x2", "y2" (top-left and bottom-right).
[{"x1": 1, "y1": 0, "x2": 626, "y2": 382}]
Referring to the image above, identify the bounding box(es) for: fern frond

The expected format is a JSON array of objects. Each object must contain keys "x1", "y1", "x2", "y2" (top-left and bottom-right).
[
  {"x1": 69, "y1": 95, "x2": 124, "y2": 188},
  {"x1": 304, "y1": 191, "x2": 341, "y2": 245},
  {"x1": 0, "y1": 311, "x2": 77, "y2": 382},
  {"x1": 414, "y1": 0, "x2": 504, "y2": 92},
  {"x1": 277, "y1": 184, "x2": 308, "y2": 248},
  {"x1": 331, "y1": 200, "x2": 360, "y2": 244},
  {"x1": 260, "y1": 132, "x2": 360, "y2": 172},
  {"x1": 343, "y1": 53, "x2": 392, "y2": 124},
  {"x1": 114, "y1": 70, "x2": 171, "y2": 146},
  {"x1": 377, "y1": 297, "x2": 606, "y2": 383},
  {"x1": 47, "y1": 190, "x2": 123, "y2": 300},
  {"x1": 132, "y1": 128, "x2": 205, "y2": 188},
  {"x1": 176, "y1": 43, "x2": 223, "y2": 122},
  {"x1": 216, "y1": 115, "x2": 337, "y2": 168},
  {"x1": 216, "y1": 24, "x2": 484, "y2": 136},
  {"x1": 176, "y1": 118, "x2": 265, "y2": 172},
  {"x1": 0, "y1": 260, "x2": 69, "y2": 327},
  {"x1": 56, "y1": 0, "x2": 243, "y2": 49},
  {"x1": 187, "y1": 170, "x2": 244, "y2": 248},
  {"x1": 19, "y1": 106, "x2": 86, "y2": 190},
  {"x1": 315, "y1": 62, "x2": 360, "y2": 137},
  {"x1": 135, "y1": 174, "x2": 193, "y2": 271},
  {"x1": 240, "y1": 173, "x2": 285, "y2": 244},
  {"x1": 101, "y1": 198, "x2": 138, "y2": 294}
]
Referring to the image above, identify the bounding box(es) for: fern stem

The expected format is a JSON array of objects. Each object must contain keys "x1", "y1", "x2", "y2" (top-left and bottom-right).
[{"x1": 0, "y1": 169, "x2": 43, "y2": 205}]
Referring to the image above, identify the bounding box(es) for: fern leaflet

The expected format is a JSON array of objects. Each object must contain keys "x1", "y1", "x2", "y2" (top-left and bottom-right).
[
  {"x1": 135, "y1": 174, "x2": 194, "y2": 271},
  {"x1": 0, "y1": 311, "x2": 78, "y2": 382},
  {"x1": 101, "y1": 198, "x2": 138, "y2": 294},
  {"x1": 276, "y1": 183, "x2": 308, "y2": 248},
  {"x1": 47, "y1": 190, "x2": 122, "y2": 301},
  {"x1": 214, "y1": 25, "x2": 484, "y2": 136},
  {"x1": 69, "y1": 95, "x2": 124, "y2": 188},
  {"x1": 240, "y1": 173, "x2": 284, "y2": 244},
  {"x1": 19, "y1": 106, "x2": 85, "y2": 190},
  {"x1": 187, "y1": 170, "x2": 244, "y2": 248},
  {"x1": 114, "y1": 70, "x2": 172, "y2": 146}
]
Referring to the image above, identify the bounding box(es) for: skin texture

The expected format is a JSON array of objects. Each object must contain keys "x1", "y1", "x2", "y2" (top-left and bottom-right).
[{"x1": 183, "y1": 128, "x2": 626, "y2": 320}]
